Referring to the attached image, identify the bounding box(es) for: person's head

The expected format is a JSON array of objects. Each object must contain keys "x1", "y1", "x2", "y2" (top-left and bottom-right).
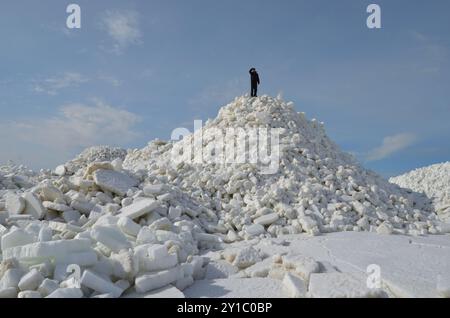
[{"x1": 250, "y1": 68, "x2": 256, "y2": 73}]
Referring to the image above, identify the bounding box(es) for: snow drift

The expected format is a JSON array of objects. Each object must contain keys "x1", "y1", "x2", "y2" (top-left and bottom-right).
[{"x1": 390, "y1": 162, "x2": 450, "y2": 223}]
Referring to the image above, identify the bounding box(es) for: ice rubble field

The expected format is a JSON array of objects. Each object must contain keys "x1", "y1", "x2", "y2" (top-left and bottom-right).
[
  {"x1": 390, "y1": 162, "x2": 450, "y2": 223},
  {"x1": 0, "y1": 95, "x2": 449, "y2": 298}
]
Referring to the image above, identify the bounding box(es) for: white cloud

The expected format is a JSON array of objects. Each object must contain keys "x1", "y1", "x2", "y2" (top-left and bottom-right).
[
  {"x1": 100, "y1": 10, "x2": 142, "y2": 54},
  {"x1": 33, "y1": 72, "x2": 89, "y2": 95},
  {"x1": 366, "y1": 133, "x2": 417, "y2": 162},
  {"x1": 0, "y1": 100, "x2": 141, "y2": 169},
  {"x1": 33, "y1": 72, "x2": 123, "y2": 94}
]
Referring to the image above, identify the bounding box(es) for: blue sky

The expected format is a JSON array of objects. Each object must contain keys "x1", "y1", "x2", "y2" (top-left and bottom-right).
[{"x1": 0, "y1": 0, "x2": 449, "y2": 177}]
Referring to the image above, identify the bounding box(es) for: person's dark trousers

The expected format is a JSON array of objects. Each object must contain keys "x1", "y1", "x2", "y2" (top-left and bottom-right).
[{"x1": 251, "y1": 85, "x2": 258, "y2": 97}]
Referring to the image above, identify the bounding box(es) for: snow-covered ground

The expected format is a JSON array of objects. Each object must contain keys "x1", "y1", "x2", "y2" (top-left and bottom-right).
[
  {"x1": 185, "y1": 231, "x2": 450, "y2": 298},
  {"x1": 0, "y1": 95, "x2": 449, "y2": 298}
]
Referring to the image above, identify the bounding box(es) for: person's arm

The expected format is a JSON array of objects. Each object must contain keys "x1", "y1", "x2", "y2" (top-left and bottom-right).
[{"x1": 257, "y1": 73, "x2": 260, "y2": 85}]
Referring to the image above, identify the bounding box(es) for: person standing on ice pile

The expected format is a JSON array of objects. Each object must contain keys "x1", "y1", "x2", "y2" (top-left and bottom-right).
[{"x1": 249, "y1": 68, "x2": 260, "y2": 97}]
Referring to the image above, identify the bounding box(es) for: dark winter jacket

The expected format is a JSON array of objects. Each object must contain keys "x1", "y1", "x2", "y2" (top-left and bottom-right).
[{"x1": 249, "y1": 69, "x2": 260, "y2": 86}]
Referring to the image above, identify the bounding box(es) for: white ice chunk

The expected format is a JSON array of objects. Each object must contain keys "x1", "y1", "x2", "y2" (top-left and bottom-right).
[
  {"x1": 143, "y1": 184, "x2": 167, "y2": 196},
  {"x1": 5, "y1": 193, "x2": 26, "y2": 214},
  {"x1": 0, "y1": 224, "x2": 7, "y2": 238},
  {"x1": 117, "y1": 216, "x2": 141, "y2": 237},
  {"x1": 18, "y1": 290, "x2": 42, "y2": 298},
  {"x1": 3, "y1": 239, "x2": 92, "y2": 262},
  {"x1": 38, "y1": 279, "x2": 60, "y2": 297},
  {"x1": 282, "y1": 273, "x2": 306, "y2": 298},
  {"x1": 22, "y1": 192, "x2": 46, "y2": 219},
  {"x1": 38, "y1": 226, "x2": 53, "y2": 242},
  {"x1": 168, "y1": 206, "x2": 182, "y2": 220},
  {"x1": 1, "y1": 228, "x2": 36, "y2": 251},
  {"x1": 142, "y1": 253, "x2": 178, "y2": 272},
  {"x1": 40, "y1": 185, "x2": 65, "y2": 202},
  {"x1": 80, "y1": 270, "x2": 124, "y2": 298},
  {"x1": 195, "y1": 233, "x2": 223, "y2": 243},
  {"x1": 70, "y1": 199, "x2": 94, "y2": 215},
  {"x1": 136, "y1": 227, "x2": 158, "y2": 245},
  {"x1": 91, "y1": 226, "x2": 131, "y2": 253},
  {"x1": 135, "y1": 266, "x2": 180, "y2": 293},
  {"x1": 243, "y1": 257, "x2": 274, "y2": 278},
  {"x1": 43, "y1": 201, "x2": 70, "y2": 212},
  {"x1": 115, "y1": 279, "x2": 131, "y2": 291},
  {"x1": 54, "y1": 165, "x2": 67, "y2": 176},
  {"x1": 0, "y1": 287, "x2": 18, "y2": 298},
  {"x1": 175, "y1": 276, "x2": 194, "y2": 291},
  {"x1": 93, "y1": 169, "x2": 139, "y2": 196},
  {"x1": 147, "y1": 244, "x2": 168, "y2": 259},
  {"x1": 205, "y1": 261, "x2": 239, "y2": 280},
  {"x1": 244, "y1": 224, "x2": 265, "y2": 237},
  {"x1": 0, "y1": 269, "x2": 24, "y2": 289},
  {"x1": 118, "y1": 199, "x2": 160, "y2": 220},
  {"x1": 377, "y1": 222, "x2": 394, "y2": 235},
  {"x1": 18, "y1": 268, "x2": 44, "y2": 291},
  {"x1": 62, "y1": 210, "x2": 81, "y2": 223},
  {"x1": 232, "y1": 246, "x2": 262, "y2": 269},
  {"x1": 46, "y1": 288, "x2": 83, "y2": 298},
  {"x1": 57, "y1": 251, "x2": 98, "y2": 266},
  {"x1": 254, "y1": 213, "x2": 279, "y2": 226},
  {"x1": 157, "y1": 193, "x2": 172, "y2": 202},
  {"x1": 282, "y1": 254, "x2": 320, "y2": 281}
]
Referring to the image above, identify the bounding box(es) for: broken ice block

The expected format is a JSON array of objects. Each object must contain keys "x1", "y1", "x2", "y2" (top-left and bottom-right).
[{"x1": 135, "y1": 266, "x2": 180, "y2": 293}]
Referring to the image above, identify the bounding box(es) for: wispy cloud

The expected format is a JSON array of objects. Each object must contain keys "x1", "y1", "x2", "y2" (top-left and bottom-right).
[
  {"x1": 366, "y1": 133, "x2": 417, "y2": 162},
  {"x1": 33, "y1": 72, "x2": 124, "y2": 94},
  {"x1": 0, "y1": 100, "x2": 141, "y2": 168},
  {"x1": 99, "y1": 10, "x2": 142, "y2": 54},
  {"x1": 33, "y1": 72, "x2": 89, "y2": 95},
  {"x1": 18, "y1": 100, "x2": 141, "y2": 148}
]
